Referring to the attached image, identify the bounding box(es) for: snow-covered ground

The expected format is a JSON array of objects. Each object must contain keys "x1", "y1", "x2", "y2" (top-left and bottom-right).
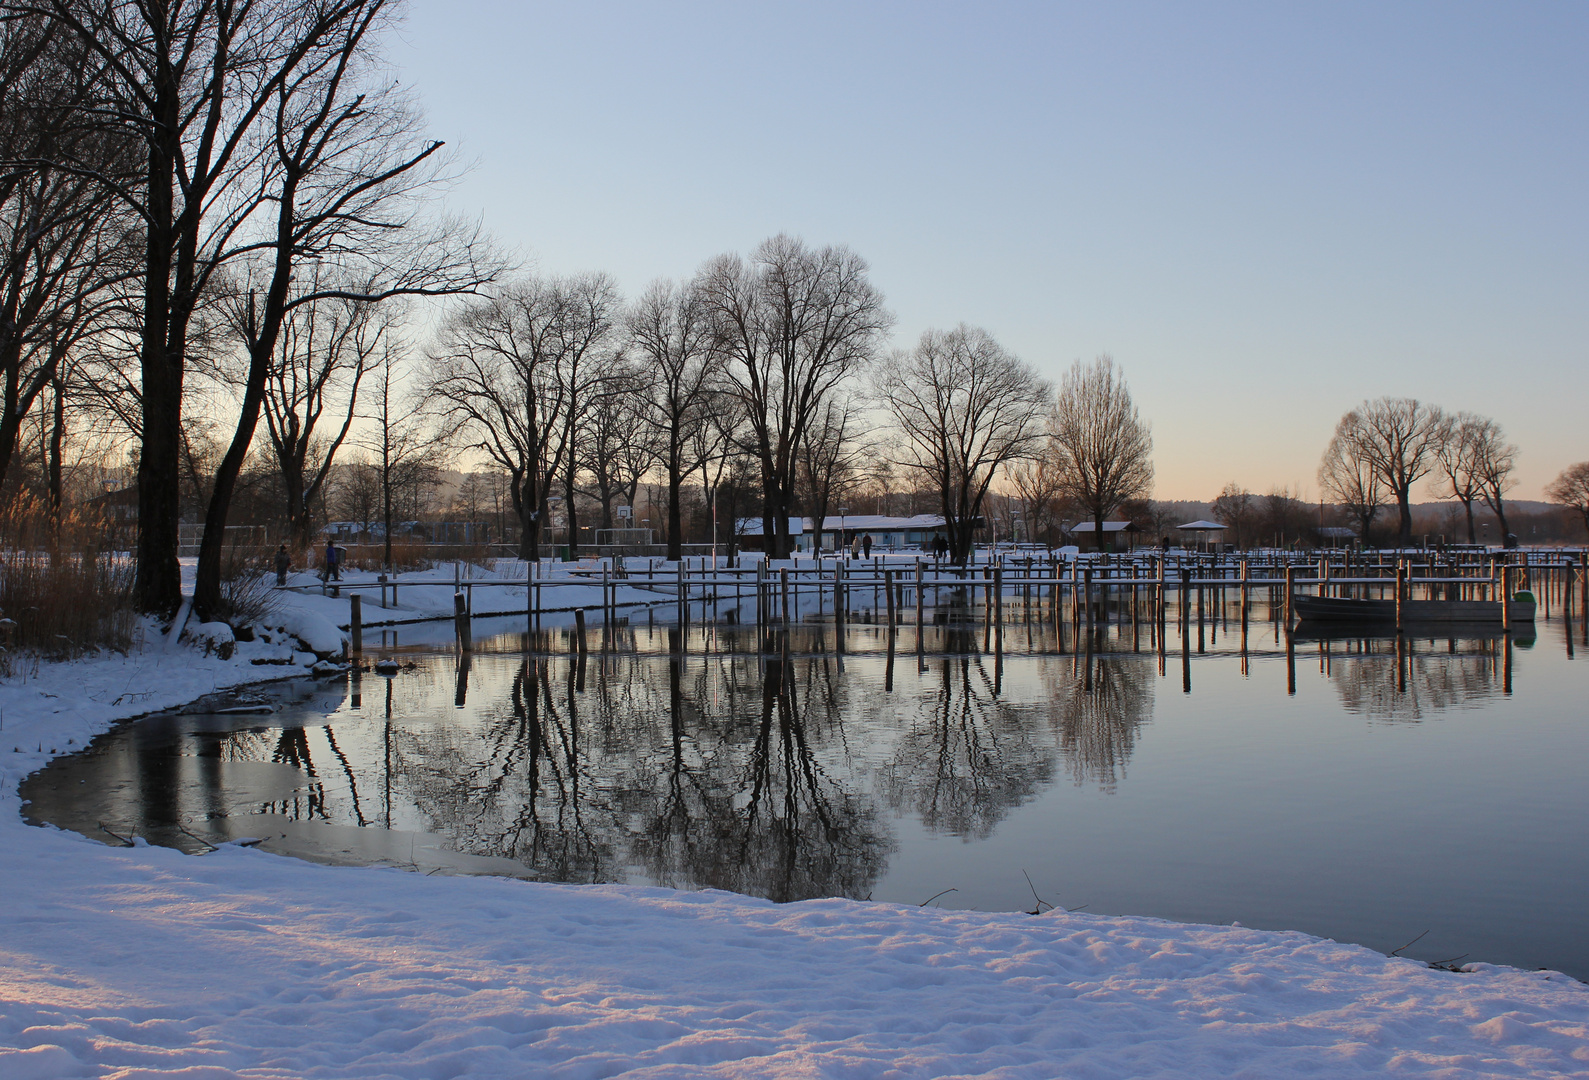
[{"x1": 2, "y1": 564, "x2": 1587, "y2": 1078}]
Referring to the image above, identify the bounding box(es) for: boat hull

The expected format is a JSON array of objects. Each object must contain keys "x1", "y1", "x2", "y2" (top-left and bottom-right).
[{"x1": 1293, "y1": 595, "x2": 1535, "y2": 625}]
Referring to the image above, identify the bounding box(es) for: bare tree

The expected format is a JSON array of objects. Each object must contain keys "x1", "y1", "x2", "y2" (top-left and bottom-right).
[
  {"x1": 1210, "y1": 483, "x2": 1255, "y2": 549},
  {"x1": 796, "y1": 393, "x2": 865, "y2": 552},
  {"x1": 359, "y1": 343, "x2": 429, "y2": 565},
  {"x1": 698, "y1": 235, "x2": 890, "y2": 559},
  {"x1": 1546, "y1": 462, "x2": 1589, "y2": 540},
  {"x1": 425, "y1": 273, "x2": 622, "y2": 561},
  {"x1": 190, "y1": 1, "x2": 494, "y2": 618},
  {"x1": 1319, "y1": 424, "x2": 1384, "y2": 543},
  {"x1": 260, "y1": 283, "x2": 393, "y2": 548},
  {"x1": 1469, "y1": 418, "x2": 1518, "y2": 541},
  {"x1": 1331, "y1": 397, "x2": 1449, "y2": 548},
  {"x1": 577, "y1": 366, "x2": 651, "y2": 536},
  {"x1": 0, "y1": 14, "x2": 136, "y2": 493},
  {"x1": 1049, "y1": 355, "x2": 1153, "y2": 552},
  {"x1": 628, "y1": 278, "x2": 716, "y2": 560},
  {"x1": 18, "y1": 0, "x2": 373, "y2": 612},
  {"x1": 1433, "y1": 412, "x2": 1489, "y2": 543},
  {"x1": 877, "y1": 325, "x2": 1050, "y2": 565},
  {"x1": 1003, "y1": 453, "x2": 1067, "y2": 546}
]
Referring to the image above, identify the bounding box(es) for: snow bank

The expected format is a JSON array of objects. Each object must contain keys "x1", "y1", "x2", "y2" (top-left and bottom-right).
[
  {"x1": 267, "y1": 607, "x2": 346, "y2": 657},
  {"x1": 0, "y1": 581, "x2": 1586, "y2": 1078}
]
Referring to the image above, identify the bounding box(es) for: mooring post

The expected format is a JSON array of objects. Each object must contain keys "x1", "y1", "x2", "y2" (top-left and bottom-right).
[
  {"x1": 835, "y1": 559, "x2": 846, "y2": 653},
  {"x1": 350, "y1": 593, "x2": 362, "y2": 655},
  {"x1": 573, "y1": 608, "x2": 588, "y2": 655},
  {"x1": 454, "y1": 591, "x2": 472, "y2": 653},
  {"x1": 1501, "y1": 563, "x2": 1512, "y2": 632},
  {"x1": 780, "y1": 566, "x2": 791, "y2": 625},
  {"x1": 885, "y1": 569, "x2": 897, "y2": 630},
  {"x1": 1084, "y1": 566, "x2": 1094, "y2": 634},
  {"x1": 1393, "y1": 562, "x2": 1405, "y2": 633},
  {"x1": 915, "y1": 559, "x2": 925, "y2": 642},
  {"x1": 1285, "y1": 565, "x2": 1296, "y2": 628}
]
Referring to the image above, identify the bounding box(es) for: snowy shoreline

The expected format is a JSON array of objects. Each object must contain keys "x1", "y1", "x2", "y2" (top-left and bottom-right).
[{"x1": 3, "y1": 571, "x2": 1588, "y2": 1078}]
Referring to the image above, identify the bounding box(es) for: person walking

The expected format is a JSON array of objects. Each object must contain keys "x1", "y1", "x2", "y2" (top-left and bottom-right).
[
  {"x1": 862, "y1": 533, "x2": 873, "y2": 558},
  {"x1": 850, "y1": 534, "x2": 862, "y2": 561},
  {"x1": 324, "y1": 539, "x2": 341, "y2": 581},
  {"x1": 274, "y1": 545, "x2": 291, "y2": 586}
]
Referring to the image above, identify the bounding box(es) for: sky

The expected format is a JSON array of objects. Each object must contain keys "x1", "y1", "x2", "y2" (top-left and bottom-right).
[{"x1": 391, "y1": 1, "x2": 1587, "y2": 502}]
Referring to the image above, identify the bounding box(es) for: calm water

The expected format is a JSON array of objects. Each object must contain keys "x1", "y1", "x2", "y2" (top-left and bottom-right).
[{"x1": 23, "y1": 599, "x2": 1589, "y2": 979}]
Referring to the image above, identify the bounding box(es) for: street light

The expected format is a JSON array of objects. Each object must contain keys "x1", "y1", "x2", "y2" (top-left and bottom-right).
[{"x1": 838, "y1": 506, "x2": 849, "y2": 555}]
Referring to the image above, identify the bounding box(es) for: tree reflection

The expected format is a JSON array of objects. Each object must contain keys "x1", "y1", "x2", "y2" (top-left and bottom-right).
[
  {"x1": 629, "y1": 649, "x2": 887, "y2": 902},
  {"x1": 1330, "y1": 638, "x2": 1497, "y2": 722},
  {"x1": 1049, "y1": 655, "x2": 1155, "y2": 791},
  {"x1": 878, "y1": 654, "x2": 1057, "y2": 838}
]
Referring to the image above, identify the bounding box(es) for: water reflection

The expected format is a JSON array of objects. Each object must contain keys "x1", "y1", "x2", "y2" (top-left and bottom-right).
[
  {"x1": 1322, "y1": 637, "x2": 1503, "y2": 723},
  {"x1": 25, "y1": 621, "x2": 1587, "y2": 983}
]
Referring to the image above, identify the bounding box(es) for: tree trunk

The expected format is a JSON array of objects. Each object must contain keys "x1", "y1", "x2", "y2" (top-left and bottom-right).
[
  {"x1": 47, "y1": 376, "x2": 64, "y2": 512},
  {"x1": 134, "y1": 90, "x2": 183, "y2": 616},
  {"x1": 1396, "y1": 489, "x2": 1414, "y2": 547},
  {"x1": 667, "y1": 468, "x2": 683, "y2": 562}
]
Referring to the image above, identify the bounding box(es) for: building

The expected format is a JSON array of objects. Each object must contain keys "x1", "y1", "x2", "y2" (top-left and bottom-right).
[{"x1": 735, "y1": 514, "x2": 953, "y2": 552}]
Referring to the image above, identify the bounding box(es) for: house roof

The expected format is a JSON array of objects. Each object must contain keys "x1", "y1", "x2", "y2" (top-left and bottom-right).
[{"x1": 1067, "y1": 520, "x2": 1135, "y2": 533}]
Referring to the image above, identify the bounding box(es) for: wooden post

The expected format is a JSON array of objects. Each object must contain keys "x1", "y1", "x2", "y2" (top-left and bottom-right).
[
  {"x1": 573, "y1": 607, "x2": 588, "y2": 655},
  {"x1": 1084, "y1": 566, "x2": 1094, "y2": 634},
  {"x1": 993, "y1": 565, "x2": 1003, "y2": 651},
  {"x1": 350, "y1": 593, "x2": 362, "y2": 655},
  {"x1": 454, "y1": 591, "x2": 472, "y2": 653},
  {"x1": 1394, "y1": 562, "x2": 1405, "y2": 633},
  {"x1": 1501, "y1": 564, "x2": 1512, "y2": 631},
  {"x1": 780, "y1": 566, "x2": 791, "y2": 625},
  {"x1": 915, "y1": 560, "x2": 925, "y2": 641},
  {"x1": 885, "y1": 569, "x2": 897, "y2": 628},
  {"x1": 1285, "y1": 565, "x2": 1296, "y2": 628},
  {"x1": 835, "y1": 560, "x2": 846, "y2": 653}
]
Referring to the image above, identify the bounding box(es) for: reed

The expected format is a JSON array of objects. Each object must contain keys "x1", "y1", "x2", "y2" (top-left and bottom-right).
[{"x1": 0, "y1": 494, "x2": 136, "y2": 660}]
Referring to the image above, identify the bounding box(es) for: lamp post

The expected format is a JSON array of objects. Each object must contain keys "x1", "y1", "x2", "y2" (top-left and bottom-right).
[{"x1": 838, "y1": 506, "x2": 849, "y2": 557}]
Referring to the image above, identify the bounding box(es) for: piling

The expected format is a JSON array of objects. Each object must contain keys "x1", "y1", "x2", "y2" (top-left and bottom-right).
[
  {"x1": 454, "y1": 591, "x2": 472, "y2": 653},
  {"x1": 780, "y1": 567, "x2": 791, "y2": 625},
  {"x1": 1284, "y1": 566, "x2": 1296, "y2": 628},
  {"x1": 573, "y1": 608, "x2": 588, "y2": 655},
  {"x1": 1394, "y1": 563, "x2": 1405, "y2": 633},
  {"x1": 915, "y1": 561, "x2": 925, "y2": 646},
  {"x1": 350, "y1": 594, "x2": 362, "y2": 655}
]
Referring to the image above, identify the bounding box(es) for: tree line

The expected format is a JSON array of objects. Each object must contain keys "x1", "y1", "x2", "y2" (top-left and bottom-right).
[{"x1": 5, "y1": 3, "x2": 1581, "y2": 634}]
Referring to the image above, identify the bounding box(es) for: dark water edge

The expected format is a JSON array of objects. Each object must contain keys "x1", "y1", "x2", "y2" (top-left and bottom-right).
[{"x1": 22, "y1": 609, "x2": 1589, "y2": 981}]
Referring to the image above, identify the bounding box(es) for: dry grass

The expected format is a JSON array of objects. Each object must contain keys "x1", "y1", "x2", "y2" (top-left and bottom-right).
[
  {"x1": 333, "y1": 537, "x2": 436, "y2": 573},
  {"x1": 0, "y1": 494, "x2": 137, "y2": 661}
]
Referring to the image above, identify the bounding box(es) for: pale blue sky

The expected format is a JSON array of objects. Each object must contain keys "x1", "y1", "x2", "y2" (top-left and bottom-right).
[{"x1": 394, "y1": 1, "x2": 1586, "y2": 501}]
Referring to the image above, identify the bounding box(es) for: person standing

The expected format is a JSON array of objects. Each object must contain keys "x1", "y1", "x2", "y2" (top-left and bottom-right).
[
  {"x1": 850, "y1": 534, "x2": 861, "y2": 560},
  {"x1": 274, "y1": 545, "x2": 291, "y2": 586},
  {"x1": 862, "y1": 533, "x2": 873, "y2": 558},
  {"x1": 324, "y1": 539, "x2": 340, "y2": 581}
]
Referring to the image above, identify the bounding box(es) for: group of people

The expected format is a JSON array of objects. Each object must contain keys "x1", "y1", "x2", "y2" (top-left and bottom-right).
[
  {"x1": 272, "y1": 541, "x2": 342, "y2": 586},
  {"x1": 837, "y1": 533, "x2": 953, "y2": 561}
]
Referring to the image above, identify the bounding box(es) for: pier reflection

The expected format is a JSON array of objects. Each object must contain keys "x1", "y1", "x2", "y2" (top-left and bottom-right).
[{"x1": 22, "y1": 622, "x2": 1544, "y2": 898}]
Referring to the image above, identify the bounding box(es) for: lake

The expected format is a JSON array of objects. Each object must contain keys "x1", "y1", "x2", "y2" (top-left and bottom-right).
[{"x1": 22, "y1": 595, "x2": 1589, "y2": 980}]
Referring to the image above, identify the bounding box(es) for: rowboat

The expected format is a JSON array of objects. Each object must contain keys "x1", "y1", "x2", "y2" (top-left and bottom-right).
[{"x1": 1292, "y1": 594, "x2": 1536, "y2": 625}]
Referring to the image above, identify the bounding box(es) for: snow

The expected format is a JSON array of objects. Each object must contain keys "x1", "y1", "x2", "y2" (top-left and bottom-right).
[{"x1": 1, "y1": 565, "x2": 1587, "y2": 1078}]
